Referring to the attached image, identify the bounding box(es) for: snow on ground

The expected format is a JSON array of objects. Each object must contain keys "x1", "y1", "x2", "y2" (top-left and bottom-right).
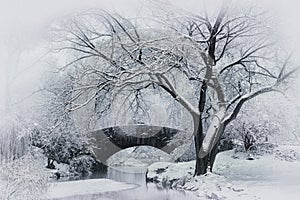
[
  {"x1": 0, "y1": 151, "x2": 49, "y2": 200},
  {"x1": 214, "y1": 146, "x2": 300, "y2": 200},
  {"x1": 147, "y1": 145, "x2": 300, "y2": 200},
  {"x1": 214, "y1": 149, "x2": 300, "y2": 181},
  {"x1": 47, "y1": 179, "x2": 137, "y2": 199},
  {"x1": 147, "y1": 160, "x2": 253, "y2": 199},
  {"x1": 147, "y1": 161, "x2": 195, "y2": 183}
]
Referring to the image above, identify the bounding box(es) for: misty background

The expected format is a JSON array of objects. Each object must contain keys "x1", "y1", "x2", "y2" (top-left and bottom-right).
[
  {"x1": 1, "y1": 1, "x2": 300, "y2": 199},
  {"x1": 0, "y1": 0, "x2": 300, "y2": 118}
]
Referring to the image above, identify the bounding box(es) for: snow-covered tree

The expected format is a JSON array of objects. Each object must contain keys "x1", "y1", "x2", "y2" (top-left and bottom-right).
[
  {"x1": 32, "y1": 72, "x2": 94, "y2": 174},
  {"x1": 0, "y1": 114, "x2": 48, "y2": 200},
  {"x1": 0, "y1": 115, "x2": 31, "y2": 164},
  {"x1": 224, "y1": 100, "x2": 281, "y2": 151},
  {"x1": 48, "y1": 1, "x2": 298, "y2": 175}
]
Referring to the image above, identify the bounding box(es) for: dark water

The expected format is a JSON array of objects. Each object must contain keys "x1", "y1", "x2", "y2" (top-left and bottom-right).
[{"x1": 58, "y1": 166, "x2": 198, "y2": 200}]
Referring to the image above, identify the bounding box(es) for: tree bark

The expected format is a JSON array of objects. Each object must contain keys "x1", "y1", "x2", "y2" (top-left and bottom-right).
[
  {"x1": 194, "y1": 128, "x2": 209, "y2": 175},
  {"x1": 208, "y1": 124, "x2": 225, "y2": 172},
  {"x1": 195, "y1": 126, "x2": 227, "y2": 175},
  {"x1": 194, "y1": 112, "x2": 226, "y2": 175},
  {"x1": 194, "y1": 79, "x2": 209, "y2": 175}
]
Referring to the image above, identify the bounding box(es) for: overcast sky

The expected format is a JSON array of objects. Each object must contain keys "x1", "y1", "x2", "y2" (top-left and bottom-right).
[
  {"x1": 0, "y1": 0, "x2": 299, "y2": 47},
  {"x1": 0, "y1": 0, "x2": 300, "y2": 112}
]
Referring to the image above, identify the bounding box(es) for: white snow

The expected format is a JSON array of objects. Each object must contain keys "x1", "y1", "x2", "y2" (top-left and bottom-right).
[
  {"x1": 147, "y1": 160, "x2": 253, "y2": 199},
  {"x1": 47, "y1": 179, "x2": 137, "y2": 199},
  {"x1": 147, "y1": 161, "x2": 195, "y2": 183},
  {"x1": 214, "y1": 148, "x2": 300, "y2": 200},
  {"x1": 201, "y1": 108, "x2": 226, "y2": 156},
  {"x1": 147, "y1": 146, "x2": 300, "y2": 200}
]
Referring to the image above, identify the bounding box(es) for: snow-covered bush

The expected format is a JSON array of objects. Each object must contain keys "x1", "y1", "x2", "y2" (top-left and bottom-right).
[
  {"x1": 34, "y1": 72, "x2": 97, "y2": 174},
  {"x1": 275, "y1": 149, "x2": 299, "y2": 161},
  {"x1": 0, "y1": 151, "x2": 49, "y2": 200},
  {"x1": 273, "y1": 146, "x2": 300, "y2": 162},
  {"x1": 224, "y1": 101, "x2": 280, "y2": 153},
  {"x1": 69, "y1": 155, "x2": 95, "y2": 178},
  {"x1": 0, "y1": 115, "x2": 31, "y2": 164},
  {"x1": 31, "y1": 115, "x2": 92, "y2": 169},
  {"x1": 0, "y1": 115, "x2": 49, "y2": 199},
  {"x1": 227, "y1": 121, "x2": 277, "y2": 151}
]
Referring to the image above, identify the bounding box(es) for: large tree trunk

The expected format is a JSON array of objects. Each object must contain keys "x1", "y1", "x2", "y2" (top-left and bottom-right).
[
  {"x1": 193, "y1": 115, "x2": 209, "y2": 175},
  {"x1": 194, "y1": 133, "x2": 209, "y2": 175},
  {"x1": 194, "y1": 79, "x2": 209, "y2": 175},
  {"x1": 208, "y1": 125, "x2": 225, "y2": 172},
  {"x1": 194, "y1": 116, "x2": 226, "y2": 175}
]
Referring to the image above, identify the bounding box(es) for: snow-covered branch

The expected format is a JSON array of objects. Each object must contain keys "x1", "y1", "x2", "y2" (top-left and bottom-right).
[{"x1": 156, "y1": 73, "x2": 200, "y2": 116}]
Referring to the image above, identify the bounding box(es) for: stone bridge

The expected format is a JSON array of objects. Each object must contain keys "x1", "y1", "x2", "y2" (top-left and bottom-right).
[{"x1": 91, "y1": 125, "x2": 182, "y2": 165}]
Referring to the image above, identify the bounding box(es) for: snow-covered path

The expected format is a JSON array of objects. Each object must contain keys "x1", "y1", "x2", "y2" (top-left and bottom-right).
[
  {"x1": 214, "y1": 148, "x2": 300, "y2": 200},
  {"x1": 236, "y1": 180, "x2": 300, "y2": 200},
  {"x1": 230, "y1": 163, "x2": 300, "y2": 200},
  {"x1": 47, "y1": 179, "x2": 137, "y2": 199}
]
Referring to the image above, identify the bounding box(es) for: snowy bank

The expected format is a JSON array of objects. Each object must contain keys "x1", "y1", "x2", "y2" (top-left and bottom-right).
[
  {"x1": 47, "y1": 179, "x2": 137, "y2": 199},
  {"x1": 214, "y1": 148, "x2": 300, "y2": 181},
  {"x1": 147, "y1": 147, "x2": 300, "y2": 199},
  {"x1": 146, "y1": 160, "x2": 252, "y2": 199},
  {"x1": 146, "y1": 161, "x2": 195, "y2": 184},
  {"x1": 213, "y1": 148, "x2": 300, "y2": 200}
]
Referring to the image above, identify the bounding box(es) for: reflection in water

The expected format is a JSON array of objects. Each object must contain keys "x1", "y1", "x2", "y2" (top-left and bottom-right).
[
  {"x1": 57, "y1": 166, "x2": 198, "y2": 200},
  {"x1": 107, "y1": 166, "x2": 147, "y2": 185}
]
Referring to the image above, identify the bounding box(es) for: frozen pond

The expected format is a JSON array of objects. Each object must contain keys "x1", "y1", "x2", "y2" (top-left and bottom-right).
[{"x1": 54, "y1": 166, "x2": 198, "y2": 200}]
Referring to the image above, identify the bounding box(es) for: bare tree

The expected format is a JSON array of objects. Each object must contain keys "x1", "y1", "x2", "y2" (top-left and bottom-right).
[{"x1": 48, "y1": 2, "x2": 298, "y2": 175}]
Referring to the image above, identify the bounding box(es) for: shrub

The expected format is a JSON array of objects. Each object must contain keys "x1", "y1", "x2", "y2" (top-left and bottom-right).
[
  {"x1": 0, "y1": 151, "x2": 48, "y2": 200},
  {"x1": 69, "y1": 155, "x2": 95, "y2": 178}
]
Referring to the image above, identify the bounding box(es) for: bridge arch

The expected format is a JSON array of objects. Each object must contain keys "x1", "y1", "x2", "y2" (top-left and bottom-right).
[{"x1": 91, "y1": 125, "x2": 183, "y2": 165}]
